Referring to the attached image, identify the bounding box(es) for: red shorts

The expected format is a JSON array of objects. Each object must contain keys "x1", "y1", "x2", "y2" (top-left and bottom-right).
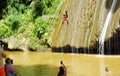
[
  {"x1": 0, "y1": 67, "x2": 6, "y2": 76},
  {"x1": 63, "y1": 17, "x2": 68, "y2": 21}
]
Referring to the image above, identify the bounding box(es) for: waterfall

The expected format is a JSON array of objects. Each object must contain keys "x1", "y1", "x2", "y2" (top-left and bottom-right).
[
  {"x1": 99, "y1": 0, "x2": 117, "y2": 55},
  {"x1": 70, "y1": 0, "x2": 82, "y2": 53}
]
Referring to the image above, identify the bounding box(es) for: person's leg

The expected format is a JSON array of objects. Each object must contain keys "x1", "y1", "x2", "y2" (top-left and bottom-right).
[
  {"x1": 62, "y1": 18, "x2": 65, "y2": 24},
  {"x1": 0, "y1": 68, "x2": 6, "y2": 76},
  {"x1": 62, "y1": 20, "x2": 64, "y2": 24},
  {"x1": 65, "y1": 18, "x2": 68, "y2": 25},
  {"x1": 67, "y1": 20, "x2": 69, "y2": 25}
]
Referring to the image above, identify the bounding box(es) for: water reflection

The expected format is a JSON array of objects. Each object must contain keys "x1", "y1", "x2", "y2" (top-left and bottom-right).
[{"x1": 99, "y1": 56, "x2": 105, "y2": 76}]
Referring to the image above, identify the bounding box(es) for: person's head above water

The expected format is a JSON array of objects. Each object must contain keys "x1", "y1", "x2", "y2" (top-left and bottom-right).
[
  {"x1": 105, "y1": 67, "x2": 109, "y2": 72},
  {"x1": 5, "y1": 58, "x2": 13, "y2": 64}
]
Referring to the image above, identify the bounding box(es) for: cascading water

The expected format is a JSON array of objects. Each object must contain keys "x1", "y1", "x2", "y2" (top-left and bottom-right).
[
  {"x1": 99, "y1": 0, "x2": 117, "y2": 55},
  {"x1": 70, "y1": 0, "x2": 82, "y2": 53},
  {"x1": 49, "y1": 0, "x2": 119, "y2": 54}
]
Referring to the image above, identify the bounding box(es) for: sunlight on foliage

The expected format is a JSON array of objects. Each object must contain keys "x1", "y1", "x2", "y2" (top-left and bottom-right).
[{"x1": 0, "y1": 0, "x2": 64, "y2": 51}]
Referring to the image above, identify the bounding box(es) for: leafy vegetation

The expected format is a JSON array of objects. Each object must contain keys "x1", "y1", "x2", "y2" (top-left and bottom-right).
[{"x1": 0, "y1": 0, "x2": 64, "y2": 51}]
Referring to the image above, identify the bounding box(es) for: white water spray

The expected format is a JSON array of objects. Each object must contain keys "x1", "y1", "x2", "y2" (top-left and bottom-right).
[{"x1": 99, "y1": 0, "x2": 117, "y2": 55}]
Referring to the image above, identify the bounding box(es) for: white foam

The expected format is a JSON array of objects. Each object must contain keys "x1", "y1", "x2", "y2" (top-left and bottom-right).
[{"x1": 96, "y1": 55, "x2": 120, "y2": 58}]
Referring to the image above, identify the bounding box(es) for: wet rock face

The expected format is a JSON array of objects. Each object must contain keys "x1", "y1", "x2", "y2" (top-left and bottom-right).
[{"x1": 49, "y1": 0, "x2": 120, "y2": 54}]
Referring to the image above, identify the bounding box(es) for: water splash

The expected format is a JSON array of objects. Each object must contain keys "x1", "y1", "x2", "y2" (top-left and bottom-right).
[{"x1": 99, "y1": 0, "x2": 117, "y2": 55}]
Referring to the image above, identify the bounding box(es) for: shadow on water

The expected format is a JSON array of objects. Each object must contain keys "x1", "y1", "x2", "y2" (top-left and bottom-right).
[
  {"x1": 105, "y1": 0, "x2": 120, "y2": 13},
  {"x1": 15, "y1": 65, "x2": 57, "y2": 76},
  {"x1": 52, "y1": 28, "x2": 120, "y2": 55}
]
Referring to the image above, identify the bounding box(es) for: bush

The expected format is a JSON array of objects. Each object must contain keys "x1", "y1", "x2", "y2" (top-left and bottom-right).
[{"x1": 0, "y1": 0, "x2": 64, "y2": 51}]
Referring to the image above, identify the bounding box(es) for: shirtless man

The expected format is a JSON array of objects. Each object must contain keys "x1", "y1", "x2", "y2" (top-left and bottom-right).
[
  {"x1": 0, "y1": 46, "x2": 6, "y2": 76},
  {"x1": 57, "y1": 61, "x2": 67, "y2": 76}
]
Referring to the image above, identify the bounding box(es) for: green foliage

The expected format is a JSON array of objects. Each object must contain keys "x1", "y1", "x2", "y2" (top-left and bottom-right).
[
  {"x1": 0, "y1": 0, "x2": 64, "y2": 51},
  {"x1": 8, "y1": 15, "x2": 20, "y2": 31},
  {"x1": 32, "y1": 0, "x2": 46, "y2": 17},
  {"x1": 0, "y1": 0, "x2": 7, "y2": 19}
]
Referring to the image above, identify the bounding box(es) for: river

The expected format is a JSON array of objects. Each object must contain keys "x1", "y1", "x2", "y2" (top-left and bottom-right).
[{"x1": 6, "y1": 51, "x2": 120, "y2": 76}]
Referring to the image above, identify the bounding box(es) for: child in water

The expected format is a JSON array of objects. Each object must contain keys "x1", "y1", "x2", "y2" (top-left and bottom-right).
[
  {"x1": 5, "y1": 58, "x2": 16, "y2": 76},
  {"x1": 57, "y1": 61, "x2": 67, "y2": 76}
]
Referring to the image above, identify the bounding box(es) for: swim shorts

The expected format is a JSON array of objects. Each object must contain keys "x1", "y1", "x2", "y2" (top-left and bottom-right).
[{"x1": 0, "y1": 67, "x2": 6, "y2": 76}]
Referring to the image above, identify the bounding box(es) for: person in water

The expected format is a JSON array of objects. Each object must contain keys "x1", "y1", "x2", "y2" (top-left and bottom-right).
[
  {"x1": 62, "y1": 11, "x2": 69, "y2": 25},
  {"x1": 57, "y1": 61, "x2": 67, "y2": 76},
  {"x1": 5, "y1": 58, "x2": 16, "y2": 76},
  {"x1": 105, "y1": 67, "x2": 111, "y2": 76}
]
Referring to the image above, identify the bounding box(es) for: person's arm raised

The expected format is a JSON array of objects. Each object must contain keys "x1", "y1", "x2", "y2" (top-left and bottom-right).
[{"x1": 61, "y1": 61, "x2": 67, "y2": 76}]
